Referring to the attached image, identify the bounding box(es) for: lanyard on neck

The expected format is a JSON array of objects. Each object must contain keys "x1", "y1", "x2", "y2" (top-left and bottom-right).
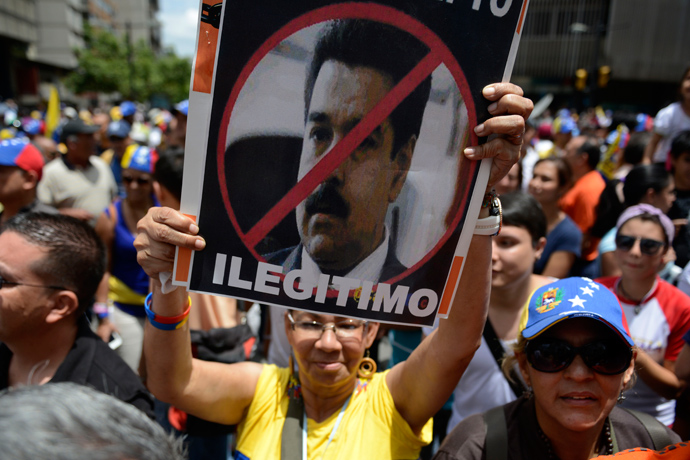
[{"x1": 302, "y1": 393, "x2": 352, "y2": 460}]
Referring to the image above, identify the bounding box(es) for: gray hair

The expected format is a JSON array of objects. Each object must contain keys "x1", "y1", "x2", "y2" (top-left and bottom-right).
[{"x1": 0, "y1": 383, "x2": 186, "y2": 460}]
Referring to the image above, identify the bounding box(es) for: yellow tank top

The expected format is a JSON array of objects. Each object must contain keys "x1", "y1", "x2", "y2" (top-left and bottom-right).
[{"x1": 235, "y1": 365, "x2": 432, "y2": 460}]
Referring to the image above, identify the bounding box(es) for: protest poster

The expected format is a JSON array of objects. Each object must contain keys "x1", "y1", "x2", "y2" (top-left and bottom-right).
[{"x1": 174, "y1": 0, "x2": 530, "y2": 326}]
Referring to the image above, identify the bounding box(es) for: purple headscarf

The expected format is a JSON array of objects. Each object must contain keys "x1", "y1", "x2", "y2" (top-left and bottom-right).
[{"x1": 616, "y1": 203, "x2": 674, "y2": 245}]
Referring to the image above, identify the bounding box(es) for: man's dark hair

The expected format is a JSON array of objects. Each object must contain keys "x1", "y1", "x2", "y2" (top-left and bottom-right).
[
  {"x1": 304, "y1": 19, "x2": 432, "y2": 158},
  {"x1": 623, "y1": 131, "x2": 651, "y2": 165},
  {"x1": 670, "y1": 130, "x2": 690, "y2": 160},
  {"x1": 3, "y1": 213, "x2": 105, "y2": 314},
  {"x1": 578, "y1": 137, "x2": 602, "y2": 170},
  {"x1": 623, "y1": 164, "x2": 672, "y2": 207},
  {"x1": 153, "y1": 146, "x2": 185, "y2": 202},
  {"x1": 500, "y1": 191, "x2": 547, "y2": 246}
]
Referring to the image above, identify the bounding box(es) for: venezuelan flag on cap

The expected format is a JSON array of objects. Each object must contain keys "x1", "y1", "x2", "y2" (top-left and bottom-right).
[
  {"x1": 0, "y1": 138, "x2": 45, "y2": 180},
  {"x1": 121, "y1": 144, "x2": 157, "y2": 173},
  {"x1": 520, "y1": 277, "x2": 634, "y2": 347}
]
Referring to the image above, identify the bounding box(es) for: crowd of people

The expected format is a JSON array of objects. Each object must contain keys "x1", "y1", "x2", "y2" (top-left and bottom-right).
[{"x1": 0, "y1": 31, "x2": 690, "y2": 460}]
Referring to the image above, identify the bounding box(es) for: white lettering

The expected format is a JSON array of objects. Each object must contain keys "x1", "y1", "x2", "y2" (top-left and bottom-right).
[
  {"x1": 408, "y1": 289, "x2": 438, "y2": 318},
  {"x1": 331, "y1": 276, "x2": 361, "y2": 307},
  {"x1": 227, "y1": 256, "x2": 252, "y2": 290},
  {"x1": 212, "y1": 253, "x2": 226, "y2": 285},
  {"x1": 491, "y1": 0, "x2": 512, "y2": 17},
  {"x1": 314, "y1": 274, "x2": 329, "y2": 304},
  {"x1": 371, "y1": 284, "x2": 409, "y2": 314},
  {"x1": 357, "y1": 281, "x2": 374, "y2": 310},
  {"x1": 283, "y1": 270, "x2": 313, "y2": 301},
  {"x1": 472, "y1": 0, "x2": 482, "y2": 10},
  {"x1": 254, "y1": 261, "x2": 282, "y2": 295}
]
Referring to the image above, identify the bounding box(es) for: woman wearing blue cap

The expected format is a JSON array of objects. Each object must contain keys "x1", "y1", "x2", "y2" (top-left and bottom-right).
[
  {"x1": 95, "y1": 144, "x2": 158, "y2": 370},
  {"x1": 435, "y1": 277, "x2": 679, "y2": 460},
  {"x1": 597, "y1": 203, "x2": 690, "y2": 426}
]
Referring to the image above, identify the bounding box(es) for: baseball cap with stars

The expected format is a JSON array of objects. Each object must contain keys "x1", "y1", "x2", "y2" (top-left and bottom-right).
[{"x1": 520, "y1": 277, "x2": 634, "y2": 347}]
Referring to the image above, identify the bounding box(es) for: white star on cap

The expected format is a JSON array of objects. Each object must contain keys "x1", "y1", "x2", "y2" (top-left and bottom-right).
[
  {"x1": 588, "y1": 282, "x2": 600, "y2": 290},
  {"x1": 580, "y1": 286, "x2": 595, "y2": 297},
  {"x1": 568, "y1": 295, "x2": 587, "y2": 308}
]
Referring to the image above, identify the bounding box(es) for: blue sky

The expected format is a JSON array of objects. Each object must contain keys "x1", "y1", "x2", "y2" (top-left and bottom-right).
[{"x1": 159, "y1": 0, "x2": 201, "y2": 57}]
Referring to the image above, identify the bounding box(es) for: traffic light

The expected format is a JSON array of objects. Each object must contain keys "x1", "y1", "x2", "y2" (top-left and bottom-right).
[
  {"x1": 598, "y1": 65, "x2": 611, "y2": 88},
  {"x1": 575, "y1": 68, "x2": 588, "y2": 91}
]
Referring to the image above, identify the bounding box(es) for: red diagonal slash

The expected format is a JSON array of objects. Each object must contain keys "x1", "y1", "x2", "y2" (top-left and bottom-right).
[{"x1": 244, "y1": 50, "x2": 442, "y2": 248}]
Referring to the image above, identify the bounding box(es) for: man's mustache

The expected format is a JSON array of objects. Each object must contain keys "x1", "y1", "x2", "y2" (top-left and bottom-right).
[{"x1": 304, "y1": 183, "x2": 350, "y2": 219}]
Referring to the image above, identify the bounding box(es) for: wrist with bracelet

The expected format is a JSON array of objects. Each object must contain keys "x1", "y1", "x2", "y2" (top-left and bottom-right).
[
  {"x1": 144, "y1": 293, "x2": 192, "y2": 331},
  {"x1": 93, "y1": 302, "x2": 110, "y2": 320},
  {"x1": 474, "y1": 189, "x2": 502, "y2": 236}
]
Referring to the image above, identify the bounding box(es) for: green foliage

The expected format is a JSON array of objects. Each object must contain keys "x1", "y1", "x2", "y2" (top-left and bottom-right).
[{"x1": 65, "y1": 25, "x2": 192, "y2": 104}]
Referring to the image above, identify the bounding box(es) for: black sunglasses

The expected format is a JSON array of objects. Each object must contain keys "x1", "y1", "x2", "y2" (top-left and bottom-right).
[
  {"x1": 525, "y1": 337, "x2": 633, "y2": 375},
  {"x1": 615, "y1": 234, "x2": 665, "y2": 255},
  {"x1": 0, "y1": 274, "x2": 68, "y2": 291},
  {"x1": 122, "y1": 176, "x2": 151, "y2": 186}
]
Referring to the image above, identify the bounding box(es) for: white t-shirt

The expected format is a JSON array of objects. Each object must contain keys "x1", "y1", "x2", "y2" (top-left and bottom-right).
[
  {"x1": 652, "y1": 102, "x2": 690, "y2": 163},
  {"x1": 446, "y1": 336, "x2": 517, "y2": 434}
]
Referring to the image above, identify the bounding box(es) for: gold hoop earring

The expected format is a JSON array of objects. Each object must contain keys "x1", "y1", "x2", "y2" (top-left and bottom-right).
[{"x1": 357, "y1": 349, "x2": 377, "y2": 379}]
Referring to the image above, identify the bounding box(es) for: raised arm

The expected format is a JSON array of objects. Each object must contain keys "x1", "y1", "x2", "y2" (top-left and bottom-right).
[
  {"x1": 386, "y1": 83, "x2": 533, "y2": 433},
  {"x1": 135, "y1": 208, "x2": 263, "y2": 425}
]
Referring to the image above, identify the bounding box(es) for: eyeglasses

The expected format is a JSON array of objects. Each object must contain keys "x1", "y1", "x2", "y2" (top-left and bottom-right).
[
  {"x1": 525, "y1": 337, "x2": 633, "y2": 375},
  {"x1": 615, "y1": 234, "x2": 665, "y2": 255},
  {"x1": 122, "y1": 176, "x2": 151, "y2": 186},
  {"x1": 287, "y1": 312, "x2": 367, "y2": 340},
  {"x1": 0, "y1": 274, "x2": 68, "y2": 291}
]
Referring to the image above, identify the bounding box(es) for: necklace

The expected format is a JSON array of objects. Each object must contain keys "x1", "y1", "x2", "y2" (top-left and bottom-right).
[
  {"x1": 286, "y1": 366, "x2": 356, "y2": 460},
  {"x1": 616, "y1": 280, "x2": 647, "y2": 315},
  {"x1": 537, "y1": 419, "x2": 613, "y2": 459}
]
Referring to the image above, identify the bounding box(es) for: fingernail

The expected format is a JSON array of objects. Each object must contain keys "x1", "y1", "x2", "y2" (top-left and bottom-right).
[
  {"x1": 474, "y1": 123, "x2": 485, "y2": 134},
  {"x1": 464, "y1": 147, "x2": 477, "y2": 157},
  {"x1": 190, "y1": 224, "x2": 199, "y2": 234},
  {"x1": 195, "y1": 238, "x2": 206, "y2": 249},
  {"x1": 488, "y1": 102, "x2": 498, "y2": 113},
  {"x1": 483, "y1": 86, "x2": 496, "y2": 97}
]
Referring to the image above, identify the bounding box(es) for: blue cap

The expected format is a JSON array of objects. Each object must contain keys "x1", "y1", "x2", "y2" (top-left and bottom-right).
[
  {"x1": 521, "y1": 277, "x2": 634, "y2": 347},
  {"x1": 23, "y1": 119, "x2": 41, "y2": 135},
  {"x1": 120, "y1": 101, "x2": 137, "y2": 117},
  {"x1": 0, "y1": 138, "x2": 45, "y2": 180},
  {"x1": 107, "y1": 120, "x2": 131, "y2": 139},
  {"x1": 121, "y1": 144, "x2": 157, "y2": 173},
  {"x1": 172, "y1": 100, "x2": 188, "y2": 116}
]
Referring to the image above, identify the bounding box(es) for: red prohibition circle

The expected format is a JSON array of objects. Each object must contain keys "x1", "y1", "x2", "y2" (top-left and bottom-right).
[{"x1": 216, "y1": 3, "x2": 478, "y2": 294}]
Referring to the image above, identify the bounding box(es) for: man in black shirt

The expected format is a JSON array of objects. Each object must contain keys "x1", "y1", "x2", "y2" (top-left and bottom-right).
[{"x1": 0, "y1": 212, "x2": 154, "y2": 417}]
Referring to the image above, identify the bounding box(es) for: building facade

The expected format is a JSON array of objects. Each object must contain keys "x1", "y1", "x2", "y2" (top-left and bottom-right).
[{"x1": 513, "y1": 0, "x2": 690, "y2": 112}]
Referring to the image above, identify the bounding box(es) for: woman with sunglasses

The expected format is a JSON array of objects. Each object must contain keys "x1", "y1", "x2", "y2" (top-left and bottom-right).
[
  {"x1": 596, "y1": 164, "x2": 675, "y2": 278},
  {"x1": 597, "y1": 204, "x2": 690, "y2": 425},
  {"x1": 435, "y1": 277, "x2": 680, "y2": 460},
  {"x1": 94, "y1": 145, "x2": 158, "y2": 370}
]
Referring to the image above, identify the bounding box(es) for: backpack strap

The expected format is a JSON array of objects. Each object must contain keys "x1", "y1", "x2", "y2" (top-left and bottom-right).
[
  {"x1": 483, "y1": 320, "x2": 526, "y2": 398},
  {"x1": 623, "y1": 408, "x2": 673, "y2": 450},
  {"x1": 483, "y1": 406, "x2": 508, "y2": 460}
]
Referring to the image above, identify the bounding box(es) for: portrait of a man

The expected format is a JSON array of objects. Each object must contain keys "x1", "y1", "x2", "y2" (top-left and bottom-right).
[
  {"x1": 262, "y1": 19, "x2": 433, "y2": 285},
  {"x1": 218, "y1": 16, "x2": 471, "y2": 291}
]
